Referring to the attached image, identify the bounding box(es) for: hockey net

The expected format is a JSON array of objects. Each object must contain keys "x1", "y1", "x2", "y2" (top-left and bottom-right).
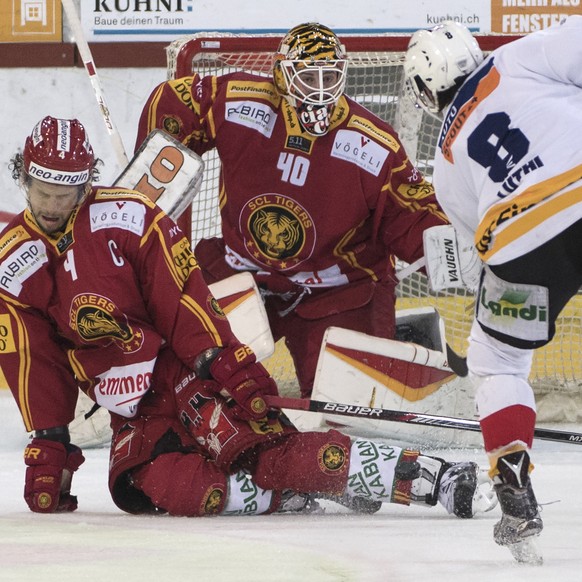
[{"x1": 166, "y1": 32, "x2": 582, "y2": 424}]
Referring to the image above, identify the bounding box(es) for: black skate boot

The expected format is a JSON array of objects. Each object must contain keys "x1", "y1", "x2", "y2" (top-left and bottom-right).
[
  {"x1": 437, "y1": 460, "x2": 481, "y2": 518},
  {"x1": 493, "y1": 450, "x2": 543, "y2": 565}
]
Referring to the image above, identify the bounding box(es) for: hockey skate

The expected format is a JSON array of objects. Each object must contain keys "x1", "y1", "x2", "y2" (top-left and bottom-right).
[
  {"x1": 276, "y1": 490, "x2": 322, "y2": 514},
  {"x1": 322, "y1": 458, "x2": 494, "y2": 516},
  {"x1": 492, "y1": 450, "x2": 543, "y2": 565},
  {"x1": 412, "y1": 457, "x2": 497, "y2": 518},
  {"x1": 315, "y1": 492, "x2": 382, "y2": 514}
]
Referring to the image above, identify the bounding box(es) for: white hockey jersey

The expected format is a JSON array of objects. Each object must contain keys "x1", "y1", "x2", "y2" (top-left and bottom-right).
[{"x1": 433, "y1": 15, "x2": 582, "y2": 265}]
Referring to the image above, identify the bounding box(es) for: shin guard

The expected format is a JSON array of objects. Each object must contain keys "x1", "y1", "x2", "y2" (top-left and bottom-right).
[
  {"x1": 345, "y1": 439, "x2": 420, "y2": 504},
  {"x1": 221, "y1": 469, "x2": 277, "y2": 516}
]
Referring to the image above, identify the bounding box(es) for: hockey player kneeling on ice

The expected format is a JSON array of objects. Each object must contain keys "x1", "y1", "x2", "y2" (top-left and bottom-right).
[{"x1": 2, "y1": 116, "x2": 495, "y2": 522}]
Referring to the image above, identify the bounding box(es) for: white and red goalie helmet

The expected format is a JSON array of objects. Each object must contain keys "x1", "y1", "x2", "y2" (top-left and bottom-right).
[{"x1": 23, "y1": 116, "x2": 95, "y2": 185}]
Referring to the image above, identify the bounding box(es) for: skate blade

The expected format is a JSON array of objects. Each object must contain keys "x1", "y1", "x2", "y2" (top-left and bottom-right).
[{"x1": 508, "y1": 538, "x2": 543, "y2": 566}]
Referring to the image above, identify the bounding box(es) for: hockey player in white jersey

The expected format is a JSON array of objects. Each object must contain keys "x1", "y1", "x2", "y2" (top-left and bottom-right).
[{"x1": 403, "y1": 16, "x2": 582, "y2": 564}]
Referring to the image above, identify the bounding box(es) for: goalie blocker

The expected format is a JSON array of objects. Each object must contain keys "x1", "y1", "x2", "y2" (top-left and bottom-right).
[
  {"x1": 114, "y1": 129, "x2": 204, "y2": 223},
  {"x1": 423, "y1": 224, "x2": 482, "y2": 291}
]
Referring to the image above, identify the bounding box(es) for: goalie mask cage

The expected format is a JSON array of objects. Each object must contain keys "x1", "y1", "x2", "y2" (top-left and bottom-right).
[{"x1": 166, "y1": 32, "x2": 582, "y2": 424}]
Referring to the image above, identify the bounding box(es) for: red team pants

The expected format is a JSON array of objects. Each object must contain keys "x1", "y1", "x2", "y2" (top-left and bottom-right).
[{"x1": 195, "y1": 237, "x2": 397, "y2": 397}]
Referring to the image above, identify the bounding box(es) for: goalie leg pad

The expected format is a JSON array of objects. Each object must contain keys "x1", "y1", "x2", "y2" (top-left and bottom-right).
[
  {"x1": 208, "y1": 272, "x2": 275, "y2": 362},
  {"x1": 284, "y1": 280, "x2": 396, "y2": 398}
]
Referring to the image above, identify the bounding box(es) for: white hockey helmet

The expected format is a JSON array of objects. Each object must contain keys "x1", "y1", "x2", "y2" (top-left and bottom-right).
[{"x1": 403, "y1": 21, "x2": 484, "y2": 114}]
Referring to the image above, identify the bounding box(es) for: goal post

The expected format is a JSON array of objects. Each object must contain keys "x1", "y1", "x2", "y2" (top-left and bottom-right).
[{"x1": 165, "y1": 31, "x2": 582, "y2": 424}]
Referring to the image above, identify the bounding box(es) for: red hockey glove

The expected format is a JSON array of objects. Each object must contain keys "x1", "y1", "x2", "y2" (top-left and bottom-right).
[
  {"x1": 23, "y1": 439, "x2": 85, "y2": 513},
  {"x1": 208, "y1": 344, "x2": 278, "y2": 421}
]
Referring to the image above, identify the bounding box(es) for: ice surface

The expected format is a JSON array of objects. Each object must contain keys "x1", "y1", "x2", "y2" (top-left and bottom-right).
[{"x1": 1, "y1": 391, "x2": 581, "y2": 582}]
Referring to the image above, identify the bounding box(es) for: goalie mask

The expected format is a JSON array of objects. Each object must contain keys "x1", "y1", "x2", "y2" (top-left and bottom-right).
[
  {"x1": 273, "y1": 22, "x2": 347, "y2": 136},
  {"x1": 403, "y1": 21, "x2": 483, "y2": 115},
  {"x1": 23, "y1": 116, "x2": 95, "y2": 186}
]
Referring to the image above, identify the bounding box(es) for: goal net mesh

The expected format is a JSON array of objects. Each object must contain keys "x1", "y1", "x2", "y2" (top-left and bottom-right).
[{"x1": 166, "y1": 32, "x2": 582, "y2": 423}]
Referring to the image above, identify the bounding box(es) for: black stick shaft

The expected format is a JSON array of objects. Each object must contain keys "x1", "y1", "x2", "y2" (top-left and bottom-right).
[{"x1": 267, "y1": 396, "x2": 582, "y2": 445}]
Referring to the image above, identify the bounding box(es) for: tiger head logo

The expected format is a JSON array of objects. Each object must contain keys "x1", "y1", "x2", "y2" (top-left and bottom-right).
[
  {"x1": 70, "y1": 293, "x2": 144, "y2": 353},
  {"x1": 242, "y1": 194, "x2": 315, "y2": 270},
  {"x1": 253, "y1": 209, "x2": 302, "y2": 259}
]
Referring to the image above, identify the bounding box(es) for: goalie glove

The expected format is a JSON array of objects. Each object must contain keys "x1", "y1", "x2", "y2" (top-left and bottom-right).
[
  {"x1": 23, "y1": 437, "x2": 85, "y2": 513},
  {"x1": 196, "y1": 344, "x2": 278, "y2": 421},
  {"x1": 423, "y1": 225, "x2": 482, "y2": 292}
]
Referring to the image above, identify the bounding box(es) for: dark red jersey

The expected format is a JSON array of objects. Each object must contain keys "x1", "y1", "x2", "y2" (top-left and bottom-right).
[
  {"x1": 0, "y1": 211, "x2": 76, "y2": 431},
  {"x1": 136, "y1": 73, "x2": 448, "y2": 288},
  {"x1": 0, "y1": 187, "x2": 235, "y2": 430}
]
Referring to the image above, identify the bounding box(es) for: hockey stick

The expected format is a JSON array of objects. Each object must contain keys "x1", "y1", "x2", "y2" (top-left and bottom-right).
[
  {"x1": 266, "y1": 395, "x2": 582, "y2": 446},
  {"x1": 445, "y1": 344, "x2": 468, "y2": 377},
  {"x1": 62, "y1": 1, "x2": 202, "y2": 222},
  {"x1": 61, "y1": 0, "x2": 129, "y2": 167}
]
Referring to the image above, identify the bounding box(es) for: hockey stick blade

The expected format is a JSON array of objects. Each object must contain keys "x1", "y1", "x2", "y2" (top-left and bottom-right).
[
  {"x1": 446, "y1": 343, "x2": 468, "y2": 377},
  {"x1": 266, "y1": 395, "x2": 582, "y2": 445}
]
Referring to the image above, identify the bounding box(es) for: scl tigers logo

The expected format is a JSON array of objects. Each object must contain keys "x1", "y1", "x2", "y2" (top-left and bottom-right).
[
  {"x1": 241, "y1": 194, "x2": 315, "y2": 270},
  {"x1": 319, "y1": 443, "x2": 347, "y2": 474},
  {"x1": 162, "y1": 115, "x2": 182, "y2": 136},
  {"x1": 203, "y1": 486, "x2": 225, "y2": 514},
  {"x1": 69, "y1": 293, "x2": 144, "y2": 353}
]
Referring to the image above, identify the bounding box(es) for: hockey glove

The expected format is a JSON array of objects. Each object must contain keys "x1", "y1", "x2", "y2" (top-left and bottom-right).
[
  {"x1": 207, "y1": 343, "x2": 278, "y2": 421},
  {"x1": 23, "y1": 438, "x2": 85, "y2": 513},
  {"x1": 423, "y1": 225, "x2": 482, "y2": 292}
]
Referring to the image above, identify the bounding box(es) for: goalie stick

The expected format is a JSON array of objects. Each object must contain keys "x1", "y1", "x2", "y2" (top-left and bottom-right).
[
  {"x1": 61, "y1": 0, "x2": 128, "y2": 168},
  {"x1": 266, "y1": 395, "x2": 582, "y2": 446},
  {"x1": 62, "y1": 1, "x2": 201, "y2": 222}
]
